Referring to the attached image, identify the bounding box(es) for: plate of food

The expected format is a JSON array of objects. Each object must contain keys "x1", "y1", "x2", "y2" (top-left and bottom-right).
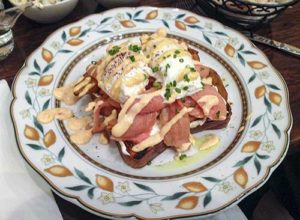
[{"x1": 11, "y1": 7, "x2": 292, "y2": 219}]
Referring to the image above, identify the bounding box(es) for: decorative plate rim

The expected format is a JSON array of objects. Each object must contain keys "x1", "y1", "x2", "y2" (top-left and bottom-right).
[{"x1": 10, "y1": 6, "x2": 293, "y2": 219}]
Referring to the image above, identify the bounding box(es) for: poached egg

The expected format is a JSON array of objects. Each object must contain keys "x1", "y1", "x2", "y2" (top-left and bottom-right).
[
  {"x1": 96, "y1": 40, "x2": 151, "y2": 103},
  {"x1": 142, "y1": 28, "x2": 203, "y2": 100}
]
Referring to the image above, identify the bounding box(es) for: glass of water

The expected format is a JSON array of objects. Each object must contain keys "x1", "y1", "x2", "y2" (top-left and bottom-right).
[
  {"x1": 0, "y1": 28, "x2": 14, "y2": 61},
  {"x1": 0, "y1": 0, "x2": 26, "y2": 61}
]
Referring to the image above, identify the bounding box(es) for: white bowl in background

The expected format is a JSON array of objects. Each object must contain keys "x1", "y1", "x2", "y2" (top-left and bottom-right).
[
  {"x1": 95, "y1": 0, "x2": 140, "y2": 8},
  {"x1": 9, "y1": 0, "x2": 78, "y2": 24}
]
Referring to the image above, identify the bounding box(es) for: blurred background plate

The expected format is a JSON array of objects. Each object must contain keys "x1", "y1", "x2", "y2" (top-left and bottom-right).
[{"x1": 196, "y1": 0, "x2": 300, "y2": 29}]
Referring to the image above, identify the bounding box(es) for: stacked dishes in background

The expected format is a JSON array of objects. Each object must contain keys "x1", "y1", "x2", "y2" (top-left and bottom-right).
[
  {"x1": 9, "y1": 0, "x2": 78, "y2": 23},
  {"x1": 196, "y1": 0, "x2": 299, "y2": 29}
]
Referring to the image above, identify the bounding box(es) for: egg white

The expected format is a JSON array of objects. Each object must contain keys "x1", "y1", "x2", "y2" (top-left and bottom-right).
[
  {"x1": 151, "y1": 44, "x2": 203, "y2": 98},
  {"x1": 119, "y1": 62, "x2": 152, "y2": 103}
]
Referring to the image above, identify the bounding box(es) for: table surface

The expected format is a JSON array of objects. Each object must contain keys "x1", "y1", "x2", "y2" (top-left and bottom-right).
[{"x1": 1, "y1": 0, "x2": 300, "y2": 219}]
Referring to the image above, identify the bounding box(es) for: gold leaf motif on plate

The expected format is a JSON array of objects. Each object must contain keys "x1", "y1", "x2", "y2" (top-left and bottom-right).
[
  {"x1": 255, "y1": 85, "x2": 266, "y2": 98},
  {"x1": 176, "y1": 196, "x2": 199, "y2": 210},
  {"x1": 146, "y1": 10, "x2": 158, "y2": 20},
  {"x1": 69, "y1": 26, "x2": 81, "y2": 36},
  {"x1": 24, "y1": 125, "x2": 39, "y2": 140},
  {"x1": 42, "y1": 48, "x2": 53, "y2": 63},
  {"x1": 234, "y1": 167, "x2": 248, "y2": 188},
  {"x1": 38, "y1": 75, "x2": 53, "y2": 86},
  {"x1": 224, "y1": 44, "x2": 235, "y2": 57},
  {"x1": 247, "y1": 61, "x2": 267, "y2": 69},
  {"x1": 44, "y1": 129, "x2": 56, "y2": 147},
  {"x1": 175, "y1": 20, "x2": 186, "y2": 31},
  {"x1": 96, "y1": 174, "x2": 114, "y2": 192},
  {"x1": 45, "y1": 165, "x2": 73, "y2": 177},
  {"x1": 183, "y1": 182, "x2": 207, "y2": 192},
  {"x1": 67, "y1": 39, "x2": 83, "y2": 46},
  {"x1": 269, "y1": 92, "x2": 282, "y2": 106},
  {"x1": 242, "y1": 141, "x2": 261, "y2": 153},
  {"x1": 184, "y1": 16, "x2": 199, "y2": 24},
  {"x1": 120, "y1": 20, "x2": 136, "y2": 28}
]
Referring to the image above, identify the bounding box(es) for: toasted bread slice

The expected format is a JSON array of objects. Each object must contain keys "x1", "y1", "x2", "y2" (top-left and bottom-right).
[
  {"x1": 117, "y1": 67, "x2": 231, "y2": 168},
  {"x1": 117, "y1": 141, "x2": 168, "y2": 168}
]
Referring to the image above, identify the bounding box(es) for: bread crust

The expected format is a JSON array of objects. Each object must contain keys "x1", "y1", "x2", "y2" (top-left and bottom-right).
[{"x1": 117, "y1": 141, "x2": 168, "y2": 168}]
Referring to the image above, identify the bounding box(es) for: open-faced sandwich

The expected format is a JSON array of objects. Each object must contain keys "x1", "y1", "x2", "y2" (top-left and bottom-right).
[{"x1": 53, "y1": 28, "x2": 231, "y2": 168}]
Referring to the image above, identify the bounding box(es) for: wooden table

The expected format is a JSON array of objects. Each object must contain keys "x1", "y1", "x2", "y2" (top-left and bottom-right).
[{"x1": 1, "y1": 0, "x2": 299, "y2": 219}]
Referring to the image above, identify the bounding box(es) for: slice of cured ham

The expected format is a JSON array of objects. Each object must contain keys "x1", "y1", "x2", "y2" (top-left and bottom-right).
[
  {"x1": 92, "y1": 100, "x2": 119, "y2": 133},
  {"x1": 195, "y1": 63, "x2": 210, "y2": 78},
  {"x1": 160, "y1": 101, "x2": 191, "y2": 151},
  {"x1": 190, "y1": 85, "x2": 227, "y2": 121},
  {"x1": 180, "y1": 97, "x2": 205, "y2": 119},
  {"x1": 91, "y1": 93, "x2": 120, "y2": 133},
  {"x1": 119, "y1": 112, "x2": 158, "y2": 142},
  {"x1": 125, "y1": 94, "x2": 165, "y2": 115},
  {"x1": 115, "y1": 92, "x2": 165, "y2": 142}
]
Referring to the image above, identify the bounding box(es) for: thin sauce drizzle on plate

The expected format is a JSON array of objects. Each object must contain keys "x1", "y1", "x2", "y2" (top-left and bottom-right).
[{"x1": 153, "y1": 134, "x2": 220, "y2": 170}]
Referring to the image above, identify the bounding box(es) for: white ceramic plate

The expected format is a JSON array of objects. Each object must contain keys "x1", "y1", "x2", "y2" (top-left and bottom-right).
[{"x1": 11, "y1": 7, "x2": 292, "y2": 219}]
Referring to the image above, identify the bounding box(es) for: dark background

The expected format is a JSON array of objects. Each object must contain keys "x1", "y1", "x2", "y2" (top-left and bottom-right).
[{"x1": 1, "y1": 0, "x2": 300, "y2": 219}]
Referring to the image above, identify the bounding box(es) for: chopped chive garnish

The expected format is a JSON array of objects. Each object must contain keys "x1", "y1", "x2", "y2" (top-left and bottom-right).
[
  {"x1": 190, "y1": 67, "x2": 196, "y2": 72},
  {"x1": 128, "y1": 44, "x2": 141, "y2": 52},
  {"x1": 183, "y1": 86, "x2": 189, "y2": 91},
  {"x1": 179, "y1": 154, "x2": 187, "y2": 160},
  {"x1": 152, "y1": 66, "x2": 159, "y2": 73},
  {"x1": 108, "y1": 46, "x2": 120, "y2": 56},
  {"x1": 164, "y1": 63, "x2": 170, "y2": 76},
  {"x1": 216, "y1": 111, "x2": 220, "y2": 119},
  {"x1": 153, "y1": 81, "x2": 161, "y2": 89},
  {"x1": 129, "y1": 55, "x2": 135, "y2": 62},
  {"x1": 183, "y1": 74, "x2": 190, "y2": 82},
  {"x1": 172, "y1": 80, "x2": 177, "y2": 87},
  {"x1": 173, "y1": 54, "x2": 177, "y2": 58},
  {"x1": 175, "y1": 109, "x2": 179, "y2": 114},
  {"x1": 175, "y1": 50, "x2": 180, "y2": 54},
  {"x1": 164, "y1": 88, "x2": 171, "y2": 100},
  {"x1": 179, "y1": 58, "x2": 184, "y2": 63},
  {"x1": 175, "y1": 88, "x2": 181, "y2": 93},
  {"x1": 181, "y1": 97, "x2": 186, "y2": 103}
]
